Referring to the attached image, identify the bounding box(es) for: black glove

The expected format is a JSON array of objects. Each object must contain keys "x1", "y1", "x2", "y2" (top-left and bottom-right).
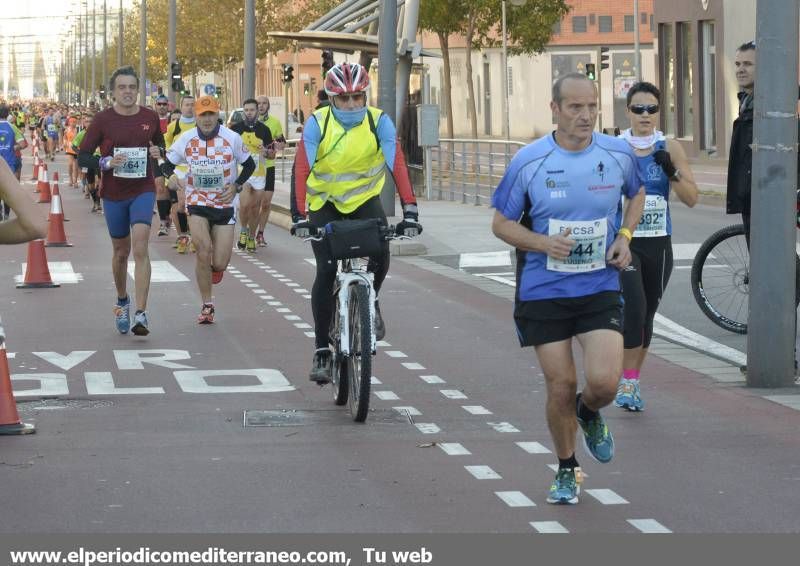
[
  {"x1": 397, "y1": 204, "x2": 421, "y2": 236},
  {"x1": 291, "y1": 220, "x2": 314, "y2": 238},
  {"x1": 653, "y1": 150, "x2": 677, "y2": 179}
]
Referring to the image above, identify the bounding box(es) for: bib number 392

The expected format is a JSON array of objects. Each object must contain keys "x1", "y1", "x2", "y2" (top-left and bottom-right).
[{"x1": 636, "y1": 195, "x2": 668, "y2": 237}]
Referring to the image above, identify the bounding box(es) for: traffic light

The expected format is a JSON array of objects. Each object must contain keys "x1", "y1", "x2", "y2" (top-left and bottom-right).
[
  {"x1": 171, "y1": 62, "x2": 182, "y2": 92},
  {"x1": 99, "y1": 84, "x2": 106, "y2": 99},
  {"x1": 585, "y1": 63, "x2": 596, "y2": 81},
  {"x1": 215, "y1": 85, "x2": 222, "y2": 98},
  {"x1": 303, "y1": 83, "x2": 310, "y2": 96},
  {"x1": 321, "y1": 49, "x2": 335, "y2": 75},
  {"x1": 282, "y1": 64, "x2": 294, "y2": 83},
  {"x1": 600, "y1": 47, "x2": 610, "y2": 71}
]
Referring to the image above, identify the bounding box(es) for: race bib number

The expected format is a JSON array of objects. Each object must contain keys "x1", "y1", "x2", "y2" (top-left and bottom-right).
[
  {"x1": 546, "y1": 218, "x2": 607, "y2": 273},
  {"x1": 46, "y1": 124, "x2": 56, "y2": 133},
  {"x1": 113, "y1": 147, "x2": 148, "y2": 178},
  {"x1": 636, "y1": 195, "x2": 668, "y2": 237},
  {"x1": 192, "y1": 164, "x2": 225, "y2": 192}
]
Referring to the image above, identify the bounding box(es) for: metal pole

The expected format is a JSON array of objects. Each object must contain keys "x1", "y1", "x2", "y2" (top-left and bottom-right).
[
  {"x1": 596, "y1": 46, "x2": 603, "y2": 132},
  {"x1": 103, "y1": 0, "x2": 107, "y2": 98},
  {"x1": 423, "y1": 71, "x2": 432, "y2": 201},
  {"x1": 633, "y1": 0, "x2": 641, "y2": 81},
  {"x1": 168, "y1": 0, "x2": 176, "y2": 103},
  {"x1": 83, "y1": 2, "x2": 88, "y2": 101},
  {"x1": 117, "y1": 0, "x2": 123, "y2": 68},
  {"x1": 139, "y1": 0, "x2": 146, "y2": 104},
  {"x1": 747, "y1": 0, "x2": 799, "y2": 387},
  {"x1": 244, "y1": 0, "x2": 255, "y2": 99},
  {"x1": 395, "y1": 0, "x2": 419, "y2": 124},
  {"x1": 501, "y1": 0, "x2": 509, "y2": 139},
  {"x1": 91, "y1": 0, "x2": 96, "y2": 102},
  {"x1": 378, "y1": 0, "x2": 398, "y2": 216}
]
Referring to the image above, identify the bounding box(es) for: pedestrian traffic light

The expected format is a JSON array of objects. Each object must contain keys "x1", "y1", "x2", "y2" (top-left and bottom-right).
[
  {"x1": 304, "y1": 83, "x2": 310, "y2": 96},
  {"x1": 171, "y1": 62, "x2": 183, "y2": 92},
  {"x1": 321, "y1": 49, "x2": 335, "y2": 75},
  {"x1": 99, "y1": 84, "x2": 106, "y2": 99},
  {"x1": 282, "y1": 64, "x2": 294, "y2": 83},
  {"x1": 585, "y1": 63, "x2": 596, "y2": 81},
  {"x1": 600, "y1": 47, "x2": 610, "y2": 70},
  {"x1": 215, "y1": 85, "x2": 222, "y2": 98}
]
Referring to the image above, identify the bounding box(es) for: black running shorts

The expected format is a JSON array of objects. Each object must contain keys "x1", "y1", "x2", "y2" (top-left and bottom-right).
[
  {"x1": 186, "y1": 205, "x2": 235, "y2": 226},
  {"x1": 514, "y1": 291, "x2": 623, "y2": 347}
]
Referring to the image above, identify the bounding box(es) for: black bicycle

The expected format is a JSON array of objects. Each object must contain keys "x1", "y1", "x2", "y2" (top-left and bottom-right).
[{"x1": 691, "y1": 223, "x2": 800, "y2": 334}]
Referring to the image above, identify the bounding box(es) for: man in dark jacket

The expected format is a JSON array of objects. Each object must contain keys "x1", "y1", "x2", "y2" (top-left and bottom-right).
[{"x1": 726, "y1": 40, "x2": 756, "y2": 238}]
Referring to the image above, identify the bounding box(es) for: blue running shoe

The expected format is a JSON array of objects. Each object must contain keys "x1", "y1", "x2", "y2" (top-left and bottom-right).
[
  {"x1": 546, "y1": 467, "x2": 582, "y2": 505},
  {"x1": 113, "y1": 300, "x2": 130, "y2": 334},
  {"x1": 577, "y1": 411, "x2": 615, "y2": 463},
  {"x1": 629, "y1": 380, "x2": 645, "y2": 412},
  {"x1": 131, "y1": 311, "x2": 149, "y2": 336},
  {"x1": 614, "y1": 377, "x2": 635, "y2": 410}
]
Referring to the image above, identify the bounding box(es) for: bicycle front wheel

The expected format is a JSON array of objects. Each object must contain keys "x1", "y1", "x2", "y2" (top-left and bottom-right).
[
  {"x1": 690, "y1": 224, "x2": 749, "y2": 334},
  {"x1": 346, "y1": 283, "x2": 372, "y2": 423}
]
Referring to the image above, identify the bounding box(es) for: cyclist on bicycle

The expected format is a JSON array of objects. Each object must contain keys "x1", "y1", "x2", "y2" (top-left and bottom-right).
[
  {"x1": 616, "y1": 82, "x2": 698, "y2": 412},
  {"x1": 291, "y1": 62, "x2": 421, "y2": 384}
]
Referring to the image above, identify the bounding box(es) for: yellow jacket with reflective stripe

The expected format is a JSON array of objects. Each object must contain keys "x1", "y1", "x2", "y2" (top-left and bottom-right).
[{"x1": 306, "y1": 106, "x2": 385, "y2": 214}]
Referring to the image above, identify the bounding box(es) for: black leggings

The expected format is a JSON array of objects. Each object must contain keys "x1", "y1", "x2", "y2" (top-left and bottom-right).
[
  {"x1": 622, "y1": 236, "x2": 673, "y2": 349},
  {"x1": 309, "y1": 196, "x2": 390, "y2": 349}
]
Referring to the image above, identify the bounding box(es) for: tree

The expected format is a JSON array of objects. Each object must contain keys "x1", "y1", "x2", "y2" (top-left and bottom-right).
[{"x1": 421, "y1": 0, "x2": 570, "y2": 139}]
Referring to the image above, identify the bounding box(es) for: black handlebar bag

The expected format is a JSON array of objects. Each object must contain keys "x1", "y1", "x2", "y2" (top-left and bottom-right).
[{"x1": 324, "y1": 219, "x2": 385, "y2": 260}]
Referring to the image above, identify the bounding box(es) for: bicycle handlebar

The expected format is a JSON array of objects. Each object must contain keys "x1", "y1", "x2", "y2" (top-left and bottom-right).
[{"x1": 300, "y1": 224, "x2": 416, "y2": 243}]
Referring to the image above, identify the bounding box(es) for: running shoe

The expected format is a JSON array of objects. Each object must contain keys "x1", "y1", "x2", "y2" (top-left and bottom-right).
[
  {"x1": 629, "y1": 380, "x2": 645, "y2": 412},
  {"x1": 113, "y1": 300, "x2": 130, "y2": 334},
  {"x1": 614, "y1": 377, "x2": 635, "y2": 409},
  {"x1": 197, "y1": 303, "x2": 215, "y2": 324},
  {"x1": 157, "y1": 223, "x2": 168, "y2": 236},
  {"x1": 374, "y1": 300, "x2": 385, "y2": 341},
  {"x1": 176, "y1": 235, "x2": 189, "y2": 254},
  {"x1": 131, "y1": 311, "x2": 150, "y2": 336},
  {"x1": 309, "y1": 348, "x2": 333, "y2": 384},
  {"x1": 237, "y1": 230, "x2": 248, "y2": 250},
  {"x1": 546, "y1": 467, "x2": 583, "y2": 505},
  {"x1": 189, "y1": 240, "x2": 196, "y2": 253},
  {"x1": 173, "y1": 236, "x2": 181, "y2": 249},
  {"x1": 577, "y1": 408, "x2": 615, "y2": 464},
  {"x1": 212, "y1": 270, "x2": 224, "y2": 284},
  {"x1": 256, "y1": 231, "x2": 266, "y2": 247},
  {"x1": 246, "y1": 236, "x2": 256, "y2": 253}
]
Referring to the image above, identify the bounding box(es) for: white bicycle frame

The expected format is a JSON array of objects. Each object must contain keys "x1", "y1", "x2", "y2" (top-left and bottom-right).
[{"x1": 334, "y1": 257, "x2": 377, "y2": 357}]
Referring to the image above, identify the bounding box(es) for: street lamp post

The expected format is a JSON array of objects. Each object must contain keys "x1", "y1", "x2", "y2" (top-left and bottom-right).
[{"x1": 502, "y1": 0, "x2": 526, "y2": 141}]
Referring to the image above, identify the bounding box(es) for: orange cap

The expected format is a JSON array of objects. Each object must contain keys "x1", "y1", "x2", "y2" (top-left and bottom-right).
[{"x1": 194, "y1": 95, "x2": 220, "y2": 115}]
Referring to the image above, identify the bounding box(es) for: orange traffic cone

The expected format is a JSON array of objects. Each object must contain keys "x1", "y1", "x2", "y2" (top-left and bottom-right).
[
  {"x1": 33, "y1": 161, "x2": 43, "y2": 193},
  {"x1": 37, "y1": 165, "x2": 51, "y2": 204},
  {"x1": 50, "y1": 172, "x2": 68, "y2": 222},
  {"x1": 31, "y1": 152, "x2": 40, "y2": 182},
  {"x1": 16, "y1": 240, "x2": 60, "y2": 288},
  {"x1": 0, "y1": 340, "x2": 35, "y2": 435},
  {"x1": 45, "y1": 189, "x2": 72, "y2": 248}
]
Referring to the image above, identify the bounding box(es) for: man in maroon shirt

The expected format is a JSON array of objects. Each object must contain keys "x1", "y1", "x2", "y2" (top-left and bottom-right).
[{"x1": 78, "y1": 66, "x2": 164, "y2": 336}]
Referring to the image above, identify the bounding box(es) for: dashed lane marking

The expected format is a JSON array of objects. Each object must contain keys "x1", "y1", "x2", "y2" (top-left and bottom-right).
[
  {"x1": 420, "y1": 375, "x2": 445, "y2": 384},
  {"x1": 393, "y1": 406, "x2": 421, "y2": 416},
  {"x1": 462, "y1": 405, "x2": 492, "y2": 415},
  {"x1": 585, "y1": 489, "x2": 629, "y2": 505},
  {"x1": 385, "y1": 351, "x2": 408, "y2": 358},
  {"x1": 516, "y1": 442, "x2": 551, "y2": 454},
  {"x1": 374, "y1": 391, "x2": 399, "y2": 401},
  {"x1": 438, "y1": 443, "x2": 471, "y2": 456},
  {"x1": 487, "y1": 422, "x2": 520, "y2": 433},
  {"x1": 440, "y1": 389, "x2": 468, "y2": 400},
  {"x1": 401, "y1": 362, "x2": 426, "y2": 370},
  {"x1": 464, "y1": 465, "x2": 501, "y2": 480},
  {"x1": 415, "y1": 423, "x2": 441, "y2": 434},
  {"x1": 495, "y1": 491, "x2": 536, "y2": 507}
]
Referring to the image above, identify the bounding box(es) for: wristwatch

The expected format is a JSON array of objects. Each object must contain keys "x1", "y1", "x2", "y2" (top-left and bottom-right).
[{"x1": 670, "y1": 169, "x2": 682, "y2": 182}]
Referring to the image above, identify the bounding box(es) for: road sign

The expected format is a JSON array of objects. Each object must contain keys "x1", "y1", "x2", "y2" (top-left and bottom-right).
[{"x1": 204, "y1": 84, "x2": 216, "y2": 95}]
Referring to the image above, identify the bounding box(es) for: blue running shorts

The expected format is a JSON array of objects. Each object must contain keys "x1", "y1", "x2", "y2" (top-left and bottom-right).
[{"x1": 103, "y1": 192, "x2": 156, "y2": 239}]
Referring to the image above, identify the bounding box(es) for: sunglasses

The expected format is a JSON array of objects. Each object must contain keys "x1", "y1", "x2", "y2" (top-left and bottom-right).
[
  {"x1": 629, "y1": 104, "x2": 659, "y2": 115},
  {"x1": 336, "y1": 93, "x2": 366, "y2": 103},
  {"x1": 156, "y1": 103, "x2": 168, "y2": 106}
]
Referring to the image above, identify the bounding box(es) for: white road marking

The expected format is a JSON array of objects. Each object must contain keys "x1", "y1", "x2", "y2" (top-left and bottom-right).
[
  {"x1": 440, "y1": 389, "x2": 467, "y2": 400},
  {"x1": 173, "y1": 369, "x2": 294, "y2": 393},
  {"x1": 516, "y1": 441, "x2": 551, "y2": 454},
  {"x1": 284, "y1": 315, "x2": 302, "y2": 321},
  {"x1": 488, "y1": 421, "x2": 520, "y2": 433},
  {"x1": 530, "y1": 521, "x2": 568, "y2": 534},
  {"x1": 241, "y1": 279, "x2": 254, "y2": 283},
  {"x1": 304, "y1": 258, "x2": 316, "y2": 266},
  {"x1": 401, "y1": 362, "x2": 426, "y2": 370},
  {"x1": 233, "y1": 274, "x2": 247, "y2": 278},
  {"x1": 370, "y1": 376, "x2": 382, "y2": 384},
  {"x1": 495, "y1": 491, "x2": 536, "y2": 507},
  {"x1": 259, "y1": 295, "x2": 275, "y2": 300},
  {"x1": 375, "y1": 391, "x2": 399, "y2": 401},
  {"x1": 302, "y1": 294, "x2": 312, "y2": 299},
  {"x1": 627, "y1": 519, "x2": 672, "y2": 533},
  {"x1": 459, "y1": 251, "x2": 511, "y2": 268},
  {"x1": 279, "y1": 278, "x2": 292, "y2": 282},
  {"x1": 763, "y1": 395, "x2": 800, "y2": 411},
  {"x1": 585, "y1": 489, "x2": 629, "y2": 505},
  {"x1": 420, "y1": 375, "x2": 445, "y2": 384},
  {"x1": 268, "y1": 301, "x2": 282, "y2": 306},
  {"x1": 252, "y1": 289, "x2": 267, "y2": 294},
  {"x1": 294, "y1": 323, "x2": 312, "y2": 329},
  {"x1": 385, "y1": 351, "x2": 408, "y2": 358},
  {"x1": 462, "y1": 405, "x2": 492, "y2": 415},
  {"x1": 415, "y1": 423, "x2": 441, "y2": 434},
  {"x1": 476, "y1": 272, "x2": 516, "y2": 286},
  {"x1": 293, "y1": 288, "x2": 308, "y2": 293},
  {"x1": 376, "y1": 341, "x2": 391, "y2": 347},
  {"x1": 653, "y1": 313, "x2": 746, "y2": 366},
  {"x1": 32, "y1": 351, "x2": 94, "y2": 371},
  {"x1": 245, "y1": 283, "x2": 260, "y2": 288},
  {"x1": 304, "y1": 331, "x2": 316, "y2": 338},
  {"x1": 393, "y1": 406, "x2": 421, "y2": 416},
  {"x1": 276, "y1": 308, "x2": 291, "y2": 313},
  {"x1": 114, "y1": 350, "x2": 194, "y2": 370},
  {"x1": 85, "y1": 372, "x2": 165, "y2": 395},
  {"x1": 464, "y1": 465, "x2": 501, "y2": 480},
  {"x1": 11, "y1": 373, "x2": 69, "y2": 397},
  {"x1": 439, "y1": 442, "x2": 471, "y2": 456},
  {"x1": 286, "y1": 283, "x2": 299, "y2": 287},
  {"x1": 127, "y1": 261, "x2": 188, "y2": 283},
  {"x1": 17, "y1": 261, "x2": 83, "y2": 284},
  {"x1": 547, "y1": 464, "x2": 588, "y2": 477}
]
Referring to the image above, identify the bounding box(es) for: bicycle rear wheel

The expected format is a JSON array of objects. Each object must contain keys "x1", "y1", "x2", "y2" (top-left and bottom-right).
[
  {"x1": 346, "y1": 283, "x2": 372, "y2": 422},
  {"x1": 691, "y1": 224, "x2": 750, "y2": 334}
]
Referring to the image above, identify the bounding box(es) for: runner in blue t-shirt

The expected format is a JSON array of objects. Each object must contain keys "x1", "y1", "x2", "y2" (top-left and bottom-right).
[
  {"x1": 43, "y1": 109, "x2": 59, "y2": 161},
  {"x1": 492, "y1": 73, "x2": 645, "y2": 505}
]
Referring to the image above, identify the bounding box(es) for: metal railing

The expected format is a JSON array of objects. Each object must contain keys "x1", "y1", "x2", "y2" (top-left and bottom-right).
[{"x1": 426, "y1": 139, "x2": 527, "y2": 205}]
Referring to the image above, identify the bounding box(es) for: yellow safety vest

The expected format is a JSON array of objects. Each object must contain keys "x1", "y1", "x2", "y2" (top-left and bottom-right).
[{"x1": 307, "y1": 106, "x2": 385, "y2": 214}]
